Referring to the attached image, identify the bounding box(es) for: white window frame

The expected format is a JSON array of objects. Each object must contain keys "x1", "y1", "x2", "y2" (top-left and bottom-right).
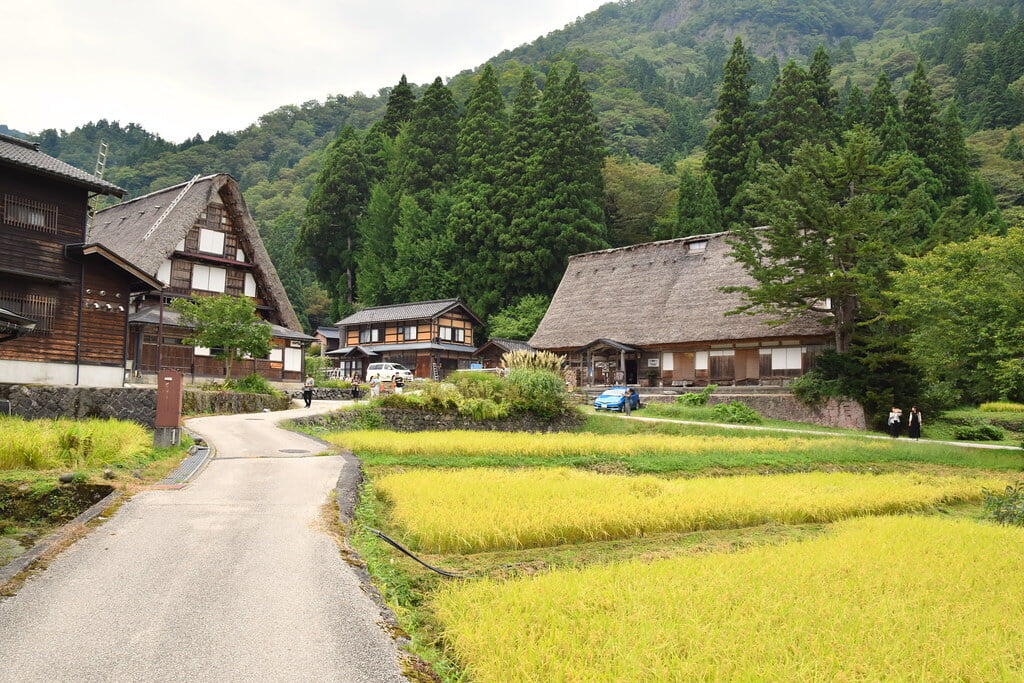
[
  {"x1": 662, "y1": 352, "x2": 674, "y2": 371},
  {"x1": 359, "y1": 328, "x2": 381, "y2": 344},
  {"x1": 198, "y1": 228, "x2": 225, "y2": 255},
  {"x1": 695, "y1": 351, "x2": 709, "y2": 371},
  {"x1": 191, "y1": 264, "x2": 227, "y2": 292},
  {"x1": 284, "y1": 347, "x2": 303, "y2": 372},
  {"x1": 244, "y1": 273, "x2": 257, "y2": 297},
  {"x1": 400, "y1": 325, "x2": 417, "y2": 341},
  {"x1": 771, "y1": 347, "x2": 803, "y2": 371},
  {"x1": 439, "y1": 326, "x2": 465, "y2": 343}
]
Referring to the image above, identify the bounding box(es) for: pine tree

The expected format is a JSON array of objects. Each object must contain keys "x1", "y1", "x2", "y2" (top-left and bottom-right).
[
  {"x1": 387, "y1": 192, "x2": 458, "y2": 301},
  {"x1": 355, "y1": 182, "x2": 401, "y2": 306},
  {"x1": 704, "y1": 36, "x2": 756, "y2": 226},
  {"x1": 902, "y1": 62, "x2": 943, "y2": 184},
  {"x1": 496, "y1": 69, "x2": 541, "y2": 223},
  {"x1": 1002, "y1": 131, "x2": 1024, "y2": 161},
  {"x1": 876, "y1": 108, "x2": 908, "y2": 159},
  {"x1": 866, "y1": 72, "x2": 900, "y2": 130},
  {"x1": 393, "y1": 76, "x2": 459, "y2": 202},
  {"x1": 808, "y1": 46, "x2": 841, "y2": 142},
  {"x1": 844, "y1": 85, "x2": 868, "y2": 129},
  {"x1": 298, "y1": 127, "x2": 369, "y2": 305},
  {"x1": 936, "y1": 103, "x2": 972, "y2": 199}
]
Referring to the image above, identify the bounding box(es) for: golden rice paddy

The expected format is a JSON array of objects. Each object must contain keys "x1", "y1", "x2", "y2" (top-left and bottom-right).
[
  {"x1": 433, "y1": 516, "x2": 1024, "y2": 681},
  {"x1": 375, "y1": 468, "x2": 1003, "y2": 553}
]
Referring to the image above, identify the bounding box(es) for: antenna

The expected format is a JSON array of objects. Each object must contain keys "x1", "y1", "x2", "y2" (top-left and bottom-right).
[{"x1": 87, "y1": 139, "x2": 109, "y2": 227}]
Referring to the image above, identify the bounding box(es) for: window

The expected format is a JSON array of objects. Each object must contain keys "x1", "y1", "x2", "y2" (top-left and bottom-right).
[
  {"x1": 687, "y1": 240, "x2": 707, "y2": 253},
  {"x1": 694, "y1": 351, "x2": 709, "y2": 371},
  {"x1": 198, "y1": 228, "x2": 225, "y2": 255},
  {"x1": 244, "y1": 273, "x2": 257, "y2": 297},
  {"x1": 191, "y1": 264, "x2": 226, "y2": 292},
  {"x1": 400, "y1": 325, "x2": 417, "y2": 341},
  {"x1": 236, "y1": 248, "x2": 247, "y2": 263},
  {"x1": 0, "y1": 289, "x2": 56, "y2": 333},
  {"x1": 194, "y1": 346, "x2": 212, "y2": 357},
  {"x1": 267, "y1": 348, "x2": 283, "y2": 362},
  {"x1": 284, "y1": 347, "x2": 303, "y2": 372},
  {"x1": 439, "y1": 326, "x2": 465, "y2": 342},
  {"x1": 175, "y1": 239, "x2": 186, "y2": 252},
  {"x1": 4, "y1": 195, "x2": 57, "y2": 233},
  {"x1": 359, "y1": 327, "x2": 382, "y2": 344},
  {"x1": 662, "y1": 352, "x2": 674, "y2": 371},
  {"x1": 157, "y1": 259, "x2": 172, "y2": 284},
  {"x1": 772, "y1": 347, "x2": 803, "y2": 372}
]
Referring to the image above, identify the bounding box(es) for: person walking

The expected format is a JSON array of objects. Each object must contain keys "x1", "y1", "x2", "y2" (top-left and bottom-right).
[
  {"x1": 302, "y1": 374, "x2": 314, "y2": 408},
  {"x1": 908, "y1": 406, "x2": 922, "y2": 439},
  {"x1": 887, "y1": 407, "x2": 902, "y2": 438}
]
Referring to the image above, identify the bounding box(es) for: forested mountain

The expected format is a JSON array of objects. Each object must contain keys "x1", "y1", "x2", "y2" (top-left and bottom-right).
[{"x1": 13, "y1": 0, "x2": 1024, "y2": 338}]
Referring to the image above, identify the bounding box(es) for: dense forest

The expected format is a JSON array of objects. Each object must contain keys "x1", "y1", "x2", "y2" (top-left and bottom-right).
[{"x1": 11, "y1": 0, "x2": 1024, "y2": 412}]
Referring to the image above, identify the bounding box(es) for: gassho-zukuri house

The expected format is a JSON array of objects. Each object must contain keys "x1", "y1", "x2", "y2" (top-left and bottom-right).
[{"x1": 529, "y1": 232, "x2": 832, "y2": 387}]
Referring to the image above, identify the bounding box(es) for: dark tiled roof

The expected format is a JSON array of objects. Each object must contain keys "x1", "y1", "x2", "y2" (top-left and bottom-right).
[
  {"x1": 336, "y1": 299, "x2": 481, "y2": 326},
  {"x1": 530, "y1": 232, "x2": 830, "y2": 350},
  {"x1": 0, "y1": 134, "x2": 124, "y2": 196},
  {"x1": 476, "y1": 338, "x2": 535, "y2": 354},
  {"x1": 316, "y1": 326, "x2": 340, "y2": 339}
]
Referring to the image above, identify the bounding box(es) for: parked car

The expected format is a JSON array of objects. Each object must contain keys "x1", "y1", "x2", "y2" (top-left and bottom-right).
[
  {"x1": 593, "y1": 387, "x2": 640, "y2": 412},
  {"x1": 365, "y1": 362, "x2": 414, "y2": 381}
]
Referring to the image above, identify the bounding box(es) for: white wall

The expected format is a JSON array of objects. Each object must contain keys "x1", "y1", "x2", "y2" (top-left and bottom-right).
[{"x1": 0, "y1": 359, "x2": 125, "y2": 387}]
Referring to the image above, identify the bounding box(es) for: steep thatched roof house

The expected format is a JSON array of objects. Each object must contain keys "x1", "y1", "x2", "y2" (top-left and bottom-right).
[
  {"x1": 89, "y1": 174, "x2": 314, "y2": 383},
  {"x1": 530, "y1": 232, "x2": 831, "y2": 386}
]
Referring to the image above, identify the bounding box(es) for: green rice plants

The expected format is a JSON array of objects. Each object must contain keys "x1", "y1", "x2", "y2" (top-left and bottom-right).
[
  {"x1": 675, "y1": 384, "x2": 717, "y2": 406},
  {"x1": 711, "y1": 400, "x2": 761, "y2": 424},
  {"x1": 983, "y1": 481, "x2": 1024, "y2": 526}
]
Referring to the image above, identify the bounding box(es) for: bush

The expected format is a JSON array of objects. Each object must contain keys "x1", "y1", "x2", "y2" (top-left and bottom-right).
[
  {"x1": 351, "y1": 407, "x2": 387, "y2": 430},
  {"x1": 711, "y1": 401, "x2": 762, "y2": 424},
  {"x1": 790, "y1": 372, "x2": 842, "y2": 405},
  {"x1": 227, "y1": 373, "x2": 280, "y2": 396},
  {"x1": 459, "y1": 397, "x2": 508, "y2": 421},
  {"x1": 451, "y1": 371, "x2": 514, "y2": 403},
  {"x1": 979, "y1": 401, "x2": 1024, "y2": 412},
  {"x1": 676, "y1": 385, "x2": 717, "y2": 407},
  {"x1": 508, "y1": 369, "x2": 569, "y2": 419},
  {"x1": 419, "y1": 382, "x2": 463, "y2": 411},
  {"x1": 952, "y1": 423, "x2": 1006, "y2": 441},
  {"x1": 982, "y1": 482, "x2": 1024, "y2": 526}
]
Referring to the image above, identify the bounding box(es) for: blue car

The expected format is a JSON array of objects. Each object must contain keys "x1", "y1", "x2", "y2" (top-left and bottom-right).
[{"x1": 593, "y1": 387, "x2": 640, "y2": 412}]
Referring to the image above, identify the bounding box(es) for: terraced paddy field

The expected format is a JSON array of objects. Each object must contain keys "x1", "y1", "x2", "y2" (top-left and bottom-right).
[{"x1": 322, "y1": 416, "x2": 1024, "y2": 681}]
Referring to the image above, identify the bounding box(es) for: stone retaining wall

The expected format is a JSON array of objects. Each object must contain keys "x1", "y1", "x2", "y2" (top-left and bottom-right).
[
  {"x1": 295, "y1": 406, "x2": 586, "y2": 433},
  {"x1": 288, "y1": 388, "x2": 354, "y2": 401},
  {"x1": 0, "y1": 384, "x2": 294, "y2": 427},
  {"x1": 643, "y1": 393, "x2": 866, "y2": 430}
]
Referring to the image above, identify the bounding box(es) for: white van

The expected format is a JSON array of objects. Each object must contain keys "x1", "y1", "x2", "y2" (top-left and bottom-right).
[{"x1": 365, "y1": 362, "x2": 414, "y2": 381}]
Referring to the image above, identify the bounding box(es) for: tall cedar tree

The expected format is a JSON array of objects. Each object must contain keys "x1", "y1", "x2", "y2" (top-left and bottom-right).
[
  {"x1": 668, "y1": 167, "x2": 721, "y2": 239},
  {"x1": 902, "y1": 62, "x2": 944, "y2": 194},
  {"x1": 499, "y1": 66, "x2": 608, "y2": 297},
  {"x1": 379, "y1": 75, "x2": 416, "y2": 138},
  {"x1": 355, "y1": 180, "x2": 401, "y2": 305},
  {"x1": 496, "y1": 69, "x2": 541, "y2": 226},
  {"x1": 757, "y1": 60, "x2": 826, "y2": 167},
  {"x1": 866, "y1": 72, "x2": 900, "y2": 131},
  {"x1": 388, "y1": 192, "x2": 458, "y2": 301},
  {"x1": 449, "y1": 65, "x2": 509, "y2": 317},
  {"x1": 844, "y1": 85, "x2": 868, "y2": 129},
  {"x1": 298, "y1": 127, "x2": 369, "y2": 305},
  {"x1": 393, "y1": 77, "x2": 459, "y2": 203},
  {"x1": 809, "y1": 46, "x2": 841, "y2": 143},
  {"x1": 727, "y1": 128, "x2": 910, "y2": 353},
  {"x1": 704, "y1": 37, "x2": 756, "y2": 226}
]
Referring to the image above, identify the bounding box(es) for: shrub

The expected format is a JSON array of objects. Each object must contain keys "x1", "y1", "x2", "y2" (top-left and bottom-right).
[
  {"x1": 676, "y1": 384, "x2": 717, "y2": 406},
  {"x1": 508, "y1": 369, "x2": 569, "y2": 419},
  {"x1": 451, "y1": 371, "x2": 513, "y2": 403},
  {"x1": 419, "y1": 382, "x2": 463, "y2": 411},
  {"x1": 351, "y1": 407, "x2": 387, "y2": 430},
  {"x1": 459, "y1": 398, "x2": 508, "y2": 421},
  {"x1": 790, "y1": 371, "x2": 841, "y2": 405},
  {"x1": 227, "y1": 373, "x2": 280, "y2": 396},
  {"x1": 711, "y1": 401, "x2": 762, "y2": 424},
  {"x1": 979, "y1": 401, "x2": 1024, "y2": 412},
  {"x1": 982, "y1": 482, "x2": 1024, "y2": 526},
  {"x1": 952, "y1": 423, "x2": 1006, "y2": 441}
]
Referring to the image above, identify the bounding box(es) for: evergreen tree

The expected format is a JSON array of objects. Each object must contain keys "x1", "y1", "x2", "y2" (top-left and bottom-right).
[
  {"x1": 902, "y1": 62, "x2": 943, "y2": 185},
  {"x1": 977, "y1": 74, "x2": 1022, "y2": 129},
  {"x1": 298, "y1": 127, "x2": 369, "y2": 305},
  {"x1": 449, "y1": 64, "x2": 510, "y2": 317},
  {"x1": 1002, "y1": 131, "x2": 1024, "y2": 161},
  {"x1": 393, "y1": 76, "x2": 459, "y2": 202},
  {"x1": 808, "y1": 45, "x2": 841, "y2": 142},
  {"x1": 758, "y1": 60, "x2": 825, "y2": 167},
  {"x1": 666, "y1": 167, "x2": 720, "y2": 239},
  {"x1": 379, "y1": 75, "x2": 416, "y2": 138},
  {"x1": 866, "y1": 72, "x2": 900, "y2": 130},
  {"x1": 496, "y1": 69, "x2": 541, "y2": 224},
  {"x1": 876, "y1": 108, "x2": 908, "y2": 159},
  {"x1": 355, "y1": 182, "x2": 401, "y2": 306},
  {"x1": 387, "y1": 192, "x2": 458, "y2": 301},
  {"x1": 703, "y1": 36, "x2": 756, "y2": 226},
  {"x1": 936, "y1": 103, "x2": 972, "y2": 199},
  {"x1": 844, "y1": 85, "x2": 868, "y2": 129}
]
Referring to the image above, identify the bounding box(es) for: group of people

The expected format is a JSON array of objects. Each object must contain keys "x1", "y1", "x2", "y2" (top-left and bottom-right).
[
  {"x1": 300, "y1": 373, "x2": 406, "y2": 408},
  {"x1": 887, "y1": 406, "x2": 922, "y2": 439}
]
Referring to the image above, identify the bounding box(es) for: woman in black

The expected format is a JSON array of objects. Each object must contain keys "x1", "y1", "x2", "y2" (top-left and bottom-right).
[{"x1": 907, "y1": 406, "x2": 922, "y2": 439}]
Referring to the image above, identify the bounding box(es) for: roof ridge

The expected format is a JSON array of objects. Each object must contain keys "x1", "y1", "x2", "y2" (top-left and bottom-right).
[
  {"x1": 0, "y1": 133, "x2": 39, "y2": 150},
  {"x1": 96, "y1": 173, "x2": 222, "y2": 212},
  {"x1": 570, "y1": 230, "x2": 732, "y2": 260},
  {"x1": 357, "y1": 297, "x2": 461, "y2": 312}
]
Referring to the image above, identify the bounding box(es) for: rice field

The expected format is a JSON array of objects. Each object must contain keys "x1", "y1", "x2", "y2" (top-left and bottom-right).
[
  {"x1": 327, "y1": 428, "x2": 1024, "y2": 471},
  {"x1": 375, "y1": 468, "x2": 1005, "y2": 553},
  {"x1": 433, "y1": 516, "x2": 1024, "y2": 681},
  {"x1": 0, "y1": 415, "x2": 150, "y2": 470}
]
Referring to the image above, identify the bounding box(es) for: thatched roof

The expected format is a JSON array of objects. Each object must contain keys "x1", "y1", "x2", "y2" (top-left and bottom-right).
[
  {"x1": 89, "y1": 174, "x2": 303, "y2": 331},
  {"x1": 0, "y1": 134, "x2": 124, "y2": 196},
  {"x1": 337, "y1": 298, "x2": 482, "y2": 326},
  {"x1": 529, "y1": 232, "x2": 830, "y2": 351}
]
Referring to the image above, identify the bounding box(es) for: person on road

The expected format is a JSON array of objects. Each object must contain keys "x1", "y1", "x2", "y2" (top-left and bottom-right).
[
  {"x1": 302, "y1": 374, "x2": 314, "y2": 408},
  {"x1": 908, "y1": 406, "x2": 922, "y2": 439}
]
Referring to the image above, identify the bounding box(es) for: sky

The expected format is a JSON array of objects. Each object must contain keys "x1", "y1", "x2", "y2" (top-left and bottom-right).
[{"x1": 5, "y1": 0, "x2": 608, "y2": 143}]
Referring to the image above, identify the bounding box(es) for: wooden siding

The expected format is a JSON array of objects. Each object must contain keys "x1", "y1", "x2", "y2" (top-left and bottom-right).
[{"x1": 79, "y1": 268, "x2": 133, "y2": 366}]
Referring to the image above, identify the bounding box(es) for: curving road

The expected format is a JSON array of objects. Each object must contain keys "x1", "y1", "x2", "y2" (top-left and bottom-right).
[{"x1": 0, "y1": 402, "x2": 406, "y2": 682}]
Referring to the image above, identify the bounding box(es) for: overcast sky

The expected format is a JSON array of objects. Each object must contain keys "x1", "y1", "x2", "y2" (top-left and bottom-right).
[{"x1": 5, "y1": 0, "x2": 608, "y2": 143}]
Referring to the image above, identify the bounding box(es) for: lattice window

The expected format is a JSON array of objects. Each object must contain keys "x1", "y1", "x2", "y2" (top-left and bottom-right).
[
  {"x1": 0, "y1": 289, "x2": 56, "y2": 333},
  {"x1": 3, "y1": 195, "x2": 57, "y2": 233}
]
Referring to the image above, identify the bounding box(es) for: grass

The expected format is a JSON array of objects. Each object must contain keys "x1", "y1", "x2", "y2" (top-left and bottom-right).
[
  {"x1": 374, "y1": 468, "x2": 1007, "y2": 553},
  {"x1": 433, "y1": 516, "x2": 1024, "y2": 681},
  {"x1": 326, "y1": 426, "x2": 1024, "y2": 472},
  {"x1": 0, "y1": 416, "x2": 150, "y2": 470}
]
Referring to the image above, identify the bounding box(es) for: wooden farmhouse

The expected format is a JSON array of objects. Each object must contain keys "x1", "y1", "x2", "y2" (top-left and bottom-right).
[
  {"x1": 331, "y1": 299, "x2": 481, "y2": 380},
  {"x1": 88, "y1": 174, "x2": 315, "y2": 383},
  {"x1": 0, "y1": 134, "x2": 161, "y2": 387},
  {"x1": 530, "y1": 232, "x2": 832, "y2": 386},
  {"x1": 473, "y1": 337, "x2": 536, "y2": 369}
]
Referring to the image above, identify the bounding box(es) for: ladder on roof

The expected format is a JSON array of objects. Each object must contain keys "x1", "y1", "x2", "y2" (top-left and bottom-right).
[
  {"x1": 87, "y1": 140, "x2": 109, "y2": 228},
  {"x1": 142, "y1": 174, "x2": 200, "y2": 241}
]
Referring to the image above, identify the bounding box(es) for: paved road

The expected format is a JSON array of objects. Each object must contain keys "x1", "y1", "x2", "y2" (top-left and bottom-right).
[{"x1": 0, "y1": 401, "x2": 406, "y2": 682}]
